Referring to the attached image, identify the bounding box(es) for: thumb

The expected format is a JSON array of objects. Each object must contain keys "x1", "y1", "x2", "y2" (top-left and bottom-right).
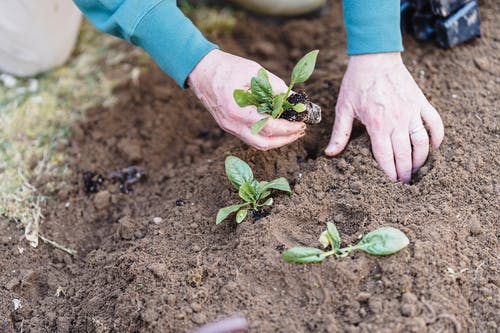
[{"x1": 325, "y1": 104, "x2": 354, "y2": 156}]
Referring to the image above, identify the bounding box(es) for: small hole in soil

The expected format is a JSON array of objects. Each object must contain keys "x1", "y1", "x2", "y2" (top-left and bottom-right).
[
  {"x1": 251, "y1": 209, "x2": 270, "y2": 222},
  {"x1": 333, "y1": 204, "x2": 370, "y2": 236},
  {"x1": 275, "y1": 244, "x2": 285, "y2": 253},
  {"x1": 409, "y1": 153, "x2": 437, "y2": 185}
]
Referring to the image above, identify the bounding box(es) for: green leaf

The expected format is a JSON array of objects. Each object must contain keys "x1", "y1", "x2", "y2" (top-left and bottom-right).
[
  {"x1": 236, "y1": 209, "x2": 248, "y2": 223},
  {"x1": 251, "y1": 117, "x2": 270, "y2": 135},
  {"x1": 257, "y1": 104, "x2": 272, "y2": 114},
  {"x1": 251, "y1": 68, "x2": 273, "y2": 103},
  {"x1": 233, "y1": 89, "x2": 259, "y2": 107},
  {"x1": 259, "y1": 191, "x2": 271, "y2": 200},
  {"x1": 290, "y1": 50, "x2": 319, "y2": 86},
  {"x1": 326, "y1": 222, "x2": 341, "y2": 250},
  {"x1": 271, "y1": 94, "x2": 285, "y2": 118},
  {"x1": 259, "y1": 177, "x2": 292, "y2": 194},
  {"x1": 262, "y1": 197, "x2": 273, "y2": 206},
  {"x1": 225, "y1": 156, "x2": 254, "y2": 189},
  {"x1": 292, "y1": 103, "x2": 307, "y2": 113},
  {"x1": 282, "y1": 101, "x2": 293, "y2": 110},
  {"x1": 239, "y1": 182, "x2": 257, "y2": 203},
  {"x1": 283, "y1": 247, "x2": 326, "y2": 264},
  {"x1": 216, "y1": 203, "x2": 249, "y2": 225},
  {"x1": 357, "y1": 227, "x2": 410, "y2": 256}
]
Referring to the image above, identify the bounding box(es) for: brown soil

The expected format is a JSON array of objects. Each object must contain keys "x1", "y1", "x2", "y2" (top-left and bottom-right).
[{"x1": 1, "y1": 1, "x2": 499, "y2": 332}]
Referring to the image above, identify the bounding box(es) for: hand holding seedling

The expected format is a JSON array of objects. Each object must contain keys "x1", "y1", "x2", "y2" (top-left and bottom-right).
[
  {"x1": 233, "y1": 50, "x2": 321, "y2": 135},
  {"x1": 283, "y1": 222, "x2": 409, "y2": 264},
  {"x1": 216, "y1": 156, "x2": 291, "y2": 224},
  {"x1": 188, "y1": 50, "x2": 306, "y2": 151},
  {"x1": 325, "y1": 52, "x2": 444, "y2": 183}
]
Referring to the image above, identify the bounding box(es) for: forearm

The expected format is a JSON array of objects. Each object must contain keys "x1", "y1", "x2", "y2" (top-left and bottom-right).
[
  {"x1": 72, "y1": 0, "x2": 218, "y2": 86},
  {"x1": 342, "y1": 0, "x2": 403, "y2": 55}
]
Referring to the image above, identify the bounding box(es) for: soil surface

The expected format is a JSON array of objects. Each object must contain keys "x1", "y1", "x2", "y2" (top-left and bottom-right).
[{"x1": 1, "y1": 1, "x2": 499, "y2": 332}]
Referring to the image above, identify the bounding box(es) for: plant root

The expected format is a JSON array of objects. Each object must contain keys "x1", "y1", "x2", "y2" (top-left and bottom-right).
[{"x1": 422, "y1": 299, "x2": 462, "y2": 333}]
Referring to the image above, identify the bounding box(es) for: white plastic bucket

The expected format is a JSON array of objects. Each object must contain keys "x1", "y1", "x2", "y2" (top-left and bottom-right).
[
  {"x1": 0, "y1": 0, "x2": 82, "y2": 77},
  {"x1": 229, "y1": 0, "x2": 326, "y2": 16}
]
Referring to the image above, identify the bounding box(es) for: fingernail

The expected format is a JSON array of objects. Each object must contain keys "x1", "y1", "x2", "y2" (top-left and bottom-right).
[{"x1": 325, "y1": 144, "x2": 336, "y2": 154}]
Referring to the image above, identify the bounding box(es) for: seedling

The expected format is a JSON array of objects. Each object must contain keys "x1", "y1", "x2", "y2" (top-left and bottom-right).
[
  {"x1": 216, "y1": 156, "x2": 291, "y2": 224},
  {"x1": 233, "y1": 50, "x2": 320, "y2": 135},
  {"x1": 283, "y1": 222, "x2": 409, "y2": 264}
]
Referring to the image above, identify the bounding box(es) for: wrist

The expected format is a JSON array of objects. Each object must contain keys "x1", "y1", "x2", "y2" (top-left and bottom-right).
[
  {"x1": 187, "y1": 49, "x2": 224, "y2": 88},
  {"x1": 348, "y1": 52, "x2": 403, "y2": 70}
]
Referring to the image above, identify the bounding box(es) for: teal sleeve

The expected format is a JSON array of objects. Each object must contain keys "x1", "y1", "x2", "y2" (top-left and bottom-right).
[
  {"x1": 343, "y1": 0, "x2": 403, "y2": 55},
  {"x1": 72, "y1": 0, "x2": 218, "y2": 87}
]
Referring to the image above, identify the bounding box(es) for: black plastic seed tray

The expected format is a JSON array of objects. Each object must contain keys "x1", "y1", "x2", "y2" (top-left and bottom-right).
[
  {"x1": 400, "y1": 0, "x2": 480, "y2": 48},
  {"x1": 431, "y1": 0, "x2": 472, "y2": 17},
  {"x1": 435, "y1": 1, "x2": 480, "y2": 48}
]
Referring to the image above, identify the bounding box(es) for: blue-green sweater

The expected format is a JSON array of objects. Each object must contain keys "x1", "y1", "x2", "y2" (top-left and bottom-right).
[{"x1": 73, "y1": 0, "x2": 402, "y2": 87}]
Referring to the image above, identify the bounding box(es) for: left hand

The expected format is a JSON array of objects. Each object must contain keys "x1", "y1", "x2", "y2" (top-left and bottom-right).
[{"x1": 325, "y1": 52, "x2": 444, "y2": 183}]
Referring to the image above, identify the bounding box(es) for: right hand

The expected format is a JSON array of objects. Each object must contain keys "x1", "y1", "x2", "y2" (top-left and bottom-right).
[{"x1": 188, "y1": 49, "x2": 306, "y2": 151}]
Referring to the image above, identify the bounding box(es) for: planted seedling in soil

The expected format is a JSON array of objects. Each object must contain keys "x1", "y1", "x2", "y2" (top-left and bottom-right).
[
  {"x1": 283, "y1": 222, "x2": 409, "y2": 264},
  {"x1": 233, "y1": 50, "x2": 322, "y2": 135},
  {"x1": 216, "y1": 156, "x2": 291, "y2": 224}
]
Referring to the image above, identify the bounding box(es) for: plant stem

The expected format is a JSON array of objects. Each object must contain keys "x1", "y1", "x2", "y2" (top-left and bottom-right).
[{"x1": 337, "y1": 245, "x2": 360, "y2": 255}]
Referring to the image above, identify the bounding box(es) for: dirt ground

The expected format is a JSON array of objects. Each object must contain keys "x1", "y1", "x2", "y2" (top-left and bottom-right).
[{"x1": 1, "y1": 1, "x2": 498, "y2": 332}]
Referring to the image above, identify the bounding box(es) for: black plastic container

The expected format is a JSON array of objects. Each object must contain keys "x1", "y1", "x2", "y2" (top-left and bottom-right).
[
  {"x1": 435, "y1": 1, "x2": 481, "y2": 48},
  {"x1": 400, "y1": 0, "x2": 415, "y2": 34},
  {"x1": 430, "y1": 0, "x2": 472, "y2": 17},
  {"x1": 409, "y1": 0, "x2": 428, "y2": 11},
  {"x1": 412, "y1": 8, "x2": 436, "y2": 40}
]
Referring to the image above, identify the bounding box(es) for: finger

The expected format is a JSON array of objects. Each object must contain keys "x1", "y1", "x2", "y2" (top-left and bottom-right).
[
  {"x1": 325, "y1": 103, "x2": 354, "y2": 156},
  {"x1": 409, "y1": 119, "x2": 430, "y2": 174},
  {"x1": 243, "y1": 129, "x2": 306, "y2": 151},
  {"x1": 421, "y1": 104, "x2": 444, "y2": 148},
  {"x1": 391, "y1": 130, "x2": 413, "y2": 183},
  {"x1": 259, "y1": 118, "x2": 306, "y2": 137},
  {"x1": 370, "y1": 134, "x2": 397, "y2": 181}
]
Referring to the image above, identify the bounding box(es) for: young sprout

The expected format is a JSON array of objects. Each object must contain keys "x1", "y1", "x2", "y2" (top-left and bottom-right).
[
  {"x1": 216, "y1": 156, "x2": 291, "y2": 225},
  {"x1": 233, "y1": 50, "x2": 319, "y2": 135},
  {"x1": 283, "y1": 222, "x2": 410, "y2": 264}
]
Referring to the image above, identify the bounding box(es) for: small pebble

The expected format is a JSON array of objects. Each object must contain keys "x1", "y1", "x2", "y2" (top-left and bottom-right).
[
  {"x1": 356, "y1": 292, "x2": 371, "y2": 302},
  {"x1": 192, "y1": 313, "x2": 207, "y2": 325},
  {"x1": 93, "y1": 190, "x2": 111, "y2": 210},
  {"x1": 401, "y1": 292, "x2": 418, "y2": 304},
  {"x1": 473, "y1": 56, "x2": 491, "y2": 72},
  {"x1": 401, "y1": 303, "x2": 417, "y2": 317},
  {"x1": 337, "y1": 159, "x2": 348, "y2": 171},
  {"x1": 350, "y1": 181, "x2": 362, "y2": 194},
  {"x1": 368, "y1": 299, "x2": 383, "y2": 313},
  {"x1": 469, "y1": 216, "x2": 482, "y2": 235},
  {"x1": 153, "y1": 217, "x2": 163, "y2": 224},
  {"x1": 191, "y1": 302, "x2": 202, "y2": 312},
  {"x1": 149, "y1": 263, "x2": 167, "y2": 278},
  {"x1": 166, "y1": 294, "x2": 176, "y2": 305}
]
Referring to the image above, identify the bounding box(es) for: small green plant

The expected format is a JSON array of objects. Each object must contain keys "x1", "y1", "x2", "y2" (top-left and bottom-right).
[
  {"x1": 283, "y1": 222, "x2": 409, "y2": 264},
  {"x1": 216, "y1": 156, "x2": 291, "y2": 224},
  {"x1": 233, "y1": 50, "x2": 319, "y2": 134}
]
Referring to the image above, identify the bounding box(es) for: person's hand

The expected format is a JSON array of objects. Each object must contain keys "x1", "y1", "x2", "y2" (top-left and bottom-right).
[
  {"x1": 325, "y1": 52, "x2": 444, "y2": 183},
  {"x1": 188, "y1": 49, "x2": 306, "y2": 151}
]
